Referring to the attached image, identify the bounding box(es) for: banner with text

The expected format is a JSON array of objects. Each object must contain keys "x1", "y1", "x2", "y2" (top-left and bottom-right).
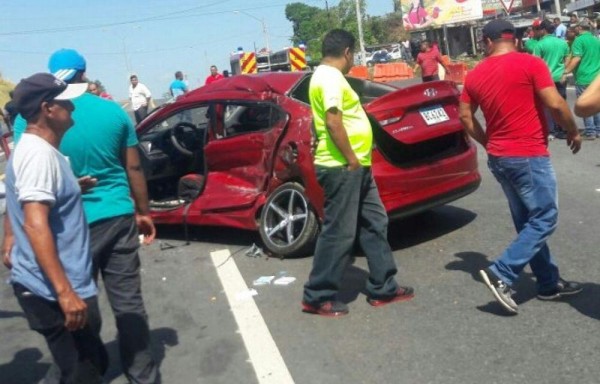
[{"x1": 401, "y1": 0, "x2": 483, "y2": 30}]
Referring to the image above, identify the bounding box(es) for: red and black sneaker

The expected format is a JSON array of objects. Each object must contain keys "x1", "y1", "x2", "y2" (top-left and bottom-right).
[
  {"x1": 301, "y1": 300, "x2": 349, "y2": 317},
  {"x1": 367, "y1": 286, "x2": 415, "y2": 307}
]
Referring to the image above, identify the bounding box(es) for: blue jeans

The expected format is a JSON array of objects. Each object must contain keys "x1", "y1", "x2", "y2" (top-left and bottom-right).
[
  {"x1": 303, "y1": 166, "x2": 399, "y2": 304},
  {"x1": 576, "y1": 84, "x2": 600, "y2": 136},
  {"x1": 487, "y1": 156, "x2": 560, "y2": 292}
]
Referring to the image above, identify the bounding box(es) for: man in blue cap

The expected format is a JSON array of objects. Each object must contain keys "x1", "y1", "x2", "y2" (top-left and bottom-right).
[
  {"x1": 12, "y1": 49, "x2": 159, "y2": 383},
  {"x1": 7, "y1": 73, "x2": 107, "y2": 383}
]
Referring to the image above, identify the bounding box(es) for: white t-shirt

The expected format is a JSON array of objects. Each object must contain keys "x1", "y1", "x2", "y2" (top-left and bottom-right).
[
  {"x1": 129, "y1": 83, "x2": 152, "y2": 111},
  {"x1": 6, "y1": 133, "x2": 96, "y2": 301}
]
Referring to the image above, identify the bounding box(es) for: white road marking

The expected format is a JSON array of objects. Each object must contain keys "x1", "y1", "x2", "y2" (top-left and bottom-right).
[{"x1": 210, "y1": 249, "x2": 295, "y2": 384}]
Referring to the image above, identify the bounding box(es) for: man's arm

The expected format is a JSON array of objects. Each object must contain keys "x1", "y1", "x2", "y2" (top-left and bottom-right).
[
  {"x1": 23, "y1": 202, "x2": 88, "y2": 331},
  {"x1": 325, "y1": 108, "x2": 360, "y2": 170},
  {"x1": 537, "y1": 86, "x2": 581, "y2": 153},
  {"x1": 122, "y1": 147, "x2": 156, "y2": 243},
  {"x1": 437, "y1": 54, "x2": 450, "y2": 74},
  {"x1": 564, "y1": 55, "x2": 581, "y2": 76},
  {"x1": 574, "y1": 73, "x2": 600, "y2": 117},
  {"x1": 459, "y1": 102, "x2": 487, "y2": 147}
]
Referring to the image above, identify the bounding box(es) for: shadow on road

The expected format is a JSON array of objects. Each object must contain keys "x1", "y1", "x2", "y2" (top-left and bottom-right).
[
  {"x1": 155, "y1": 224, "x2": 260, "y2": 250},
  {"x1": 564, "y1": 283, "x2": 600, "y2": 321},
  {"x1": 0, "y1": 328, "x2": 178, "y2": 384},
  {"x1": 0, "y1": 348, "x2": 50, "y2": 384},
  {"x1": 154, "y1": 205, "x2": 477, "y2": 259},
  {"x1": 387, "y1": 205, "x2": 477, "y2": 251},
  {"x1": 0, "y1": 310, "x2": 25, "y2": 320},
  {"x1": 338, "y1": 264, "x2": 369, "y2": 304},
  {"x1": 104, "y1": 326, "x2": 179, "y2": 382},
  {"x1": 447, "y1": 251, "x2": 538, "y2": 315},
  {"x1": 447, "y1": 251, "x2": 600, "y2": 320}
]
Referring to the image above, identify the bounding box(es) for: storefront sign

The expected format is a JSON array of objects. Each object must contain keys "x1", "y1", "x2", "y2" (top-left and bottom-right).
[{"x1": 401, "y1": 0, "x2": 483, "y2": 30}]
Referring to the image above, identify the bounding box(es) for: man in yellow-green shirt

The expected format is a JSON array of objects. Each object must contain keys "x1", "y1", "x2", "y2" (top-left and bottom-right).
[{"x1": 302, "y1": 29, "x2": 414, "y2": 317}]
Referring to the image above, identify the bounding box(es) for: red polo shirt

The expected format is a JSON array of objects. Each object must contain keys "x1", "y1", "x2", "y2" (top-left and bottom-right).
[
  {"x1": 417, "y1": 49, "x2": 443, "y2": 77},
  {"x1": 460, "y1": 52, "x2": 555, "y2": 157},
  {"x1": 205, "y1": 73, "x2": 224, "y2": 85}
]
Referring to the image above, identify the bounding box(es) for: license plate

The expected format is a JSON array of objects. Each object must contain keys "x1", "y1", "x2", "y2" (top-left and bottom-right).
[{"x1": 419, "y1": 105, "x2": 449, "y2": 125}]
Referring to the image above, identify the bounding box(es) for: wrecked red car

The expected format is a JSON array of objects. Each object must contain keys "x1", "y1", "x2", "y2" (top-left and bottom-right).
[{"x1": 136, "y1": 73, "x2": 480, "y2": 257}]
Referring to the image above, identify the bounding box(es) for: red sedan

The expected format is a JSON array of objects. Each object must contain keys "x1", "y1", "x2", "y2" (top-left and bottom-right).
[{"x1": 136, "y1": 72, "x2": 480, "y2": 257}]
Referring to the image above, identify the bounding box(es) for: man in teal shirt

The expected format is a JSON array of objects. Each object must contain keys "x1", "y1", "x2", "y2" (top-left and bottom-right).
[
  {"x1": 302, "y1": 29, "x2": 414, "y2": 317},
  {"x1": 13, "y1": 49, "x2": 160, "y2": 383},
  {"x1": 534, "y1": 19, "x2": 570, "y2": 139},
  {"x1": 564, "y1": 19, "x2": 600, "y2": 139}
]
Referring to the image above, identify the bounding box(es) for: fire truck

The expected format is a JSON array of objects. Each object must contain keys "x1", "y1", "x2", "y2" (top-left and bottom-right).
[{"x1": 230, "y1": 47, "x2": 306, "y2": 75}]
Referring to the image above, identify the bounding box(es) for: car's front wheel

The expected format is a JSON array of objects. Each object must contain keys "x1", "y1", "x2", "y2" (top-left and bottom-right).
[{"x1": 259, "y1": 183, "x2": 319, "y2": 258}]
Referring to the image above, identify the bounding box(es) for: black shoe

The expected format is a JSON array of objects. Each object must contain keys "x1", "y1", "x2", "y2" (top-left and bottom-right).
[
  {"x1": 537, "y1": 278, "x2": 583, "y2": 300},
  {"x1": 479, "y1": 268, "x2": 518, "y2": 314},
  {"x1": 301, "y1": 300, "x2": 349, "y2": 317}
]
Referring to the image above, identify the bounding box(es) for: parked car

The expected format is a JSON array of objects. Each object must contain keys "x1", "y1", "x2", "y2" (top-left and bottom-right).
[
  {"x1": 389, "y1": 46, "x2": 404, "y2": 60},
  {"x1": 367, "y1": 50, "x2": 392, "y2": 66},
  {"x1": 136, "y1": 73, "x2": 480, "y2": 257}
]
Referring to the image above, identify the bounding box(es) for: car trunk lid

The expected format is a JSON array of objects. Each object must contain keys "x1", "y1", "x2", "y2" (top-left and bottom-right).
[{"x1": 365, "y1": 81, "x2": 469, "y2": 167}]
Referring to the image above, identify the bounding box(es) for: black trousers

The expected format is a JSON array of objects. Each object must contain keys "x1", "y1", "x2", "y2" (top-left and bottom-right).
[
  {"x1": 90, "y1": 215, "x2": 159, "y2": 384},
  {"x1": 422, "y1": 74, "x2": 440, "y2": 82},
  {"x1": 14, "y1": 283, "x2": 108, "y2": 384},
  {"x1": 134, "y1": 106, "x2": 148, "y2": 124},
  {"x1": 303, "y1": 167, "x2": 399, "y2": 304}
]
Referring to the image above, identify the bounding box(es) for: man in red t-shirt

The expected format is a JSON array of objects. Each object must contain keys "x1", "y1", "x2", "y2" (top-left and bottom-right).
[
  {"x1": 205, "y1": 65, "x2": 224, "y2": 85},
  {"x1": 413, "y1": 41, "x2": 449, "y2": 82},
  {"x1": 459, "y1": 19, "x2": 582, "y2": 315}
]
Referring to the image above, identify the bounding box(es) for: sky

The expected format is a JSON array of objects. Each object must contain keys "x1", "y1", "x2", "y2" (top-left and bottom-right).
[{"x1": 0, "y1": 0, "x2": 392, "y2": 100}]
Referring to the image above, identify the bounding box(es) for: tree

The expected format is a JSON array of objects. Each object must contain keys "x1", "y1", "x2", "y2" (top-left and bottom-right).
[
  {"x1": 286, "y1": 0, "x2": 409, "y2": 60},
  {"x1": 285, "y1": 3, "x2": 332, "y2": 62}
]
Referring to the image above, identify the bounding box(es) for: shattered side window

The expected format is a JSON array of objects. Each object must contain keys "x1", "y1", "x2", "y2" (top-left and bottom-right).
[{"x1": 146, "y1": 106, "x2": 210, "y2": 135}]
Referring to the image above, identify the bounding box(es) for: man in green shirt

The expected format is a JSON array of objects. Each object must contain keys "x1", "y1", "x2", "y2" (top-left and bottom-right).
[
  {"x1": 565, "y1": 18, "x2": 600, "y2": 139},
  {"x1": 302, "y1": 29, "x2": 414, "y2": 317},
  {"x1": 534, "y1": 19, "x2": 570, "y2": 139},
  {"x1": 524, "y1": 20, "x2": 542, "y2": 53}
]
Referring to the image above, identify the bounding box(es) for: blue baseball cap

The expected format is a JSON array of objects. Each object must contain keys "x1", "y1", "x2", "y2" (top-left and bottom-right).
[{"x1": 48, "y1": 49, "x2": 86, "y2": 81}]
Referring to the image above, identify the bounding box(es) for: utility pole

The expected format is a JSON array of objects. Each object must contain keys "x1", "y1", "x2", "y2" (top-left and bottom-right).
[{"x1": 355, "y1": 0, "x2": 367, "y2": 65}]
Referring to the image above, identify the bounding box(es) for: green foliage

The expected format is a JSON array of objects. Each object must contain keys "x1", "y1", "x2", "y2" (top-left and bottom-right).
[
  {"x1": 0, "y1": 74, "x2": 15, "y2": 109},
  {"x1": 286, "y1": 0, "x2": 409, "y2": 62}
]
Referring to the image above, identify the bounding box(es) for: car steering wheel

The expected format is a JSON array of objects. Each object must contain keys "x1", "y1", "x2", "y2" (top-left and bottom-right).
[{"x1": 169, "y1": 122, "x2": 203, "y2": 157}]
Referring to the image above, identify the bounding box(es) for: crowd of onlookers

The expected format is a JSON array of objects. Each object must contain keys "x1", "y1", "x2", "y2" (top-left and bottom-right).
[{"x1": 520, "y1": 12, "x2": 600, "y2": 140}]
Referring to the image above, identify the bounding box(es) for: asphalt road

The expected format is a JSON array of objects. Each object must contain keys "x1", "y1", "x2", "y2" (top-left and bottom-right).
[{"x1": 1, "y1": 85, "x2": 599, "y2": 384}]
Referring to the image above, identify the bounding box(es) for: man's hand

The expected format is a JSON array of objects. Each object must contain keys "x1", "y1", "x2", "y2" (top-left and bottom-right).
[
  {"x1": 2, "y1": 216, "x2": 14, "y2": 269},
  {"x1": 57, "y1": 289, "x2": 88, "y2": 331},
  {"x1": 78, "y1": 176, "x2": 98, "y2": 194},
  {"x1": 136, "y1": 214, "x2": 156, "y2": 245},
  {"x1": 567, "y1": 131, "x2": 582, "y2": 154},
  {"x1": 346, "y1": 158, "x2": 361, "y2": 171},
  {"x1": 2, "y1": 234, "x2": 13, "y2": 269}
]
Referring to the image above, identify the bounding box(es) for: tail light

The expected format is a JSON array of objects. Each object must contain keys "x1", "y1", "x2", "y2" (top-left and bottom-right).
[{"x1": 377, "y1": 108, "x2": 406, "y2": 127}]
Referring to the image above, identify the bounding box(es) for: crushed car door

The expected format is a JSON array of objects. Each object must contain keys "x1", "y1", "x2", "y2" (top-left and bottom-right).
[{"x1": 198, "y1": 102, "x2": 289, "y2": 212}]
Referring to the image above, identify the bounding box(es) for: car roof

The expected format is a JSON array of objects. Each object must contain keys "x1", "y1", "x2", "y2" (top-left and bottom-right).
[{"x1": 175, "y1": 72, "x2": 308, "y2": 104}]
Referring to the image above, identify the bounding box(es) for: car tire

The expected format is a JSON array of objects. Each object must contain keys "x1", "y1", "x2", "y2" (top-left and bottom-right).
[{"x1": 259, "y1": 182, "x2": 319, "y2": 258}]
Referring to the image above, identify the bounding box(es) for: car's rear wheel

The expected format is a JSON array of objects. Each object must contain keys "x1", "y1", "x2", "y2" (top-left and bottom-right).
[{"x1": 259, "y1": 183, "x2": 319, "y2": 258}]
